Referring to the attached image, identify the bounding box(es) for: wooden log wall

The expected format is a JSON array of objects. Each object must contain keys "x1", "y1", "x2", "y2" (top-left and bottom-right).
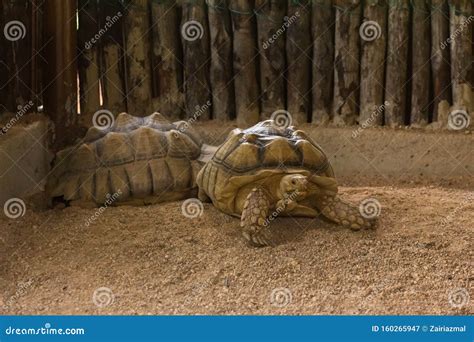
[
  {"x1": 0, "y1": 0, "x2": 35, "y2": 113},
  {"x1": 1, "y1": 0, "x2": 474, "y2": 149}
]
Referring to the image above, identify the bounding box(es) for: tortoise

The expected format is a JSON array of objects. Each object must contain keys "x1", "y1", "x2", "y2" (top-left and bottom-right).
[
  {"x1": 197, "y1": 119, "x2": 376, "y2": 246},
  {"x1": 48, "y1": 112, "x2": 215, "y2": 207}
]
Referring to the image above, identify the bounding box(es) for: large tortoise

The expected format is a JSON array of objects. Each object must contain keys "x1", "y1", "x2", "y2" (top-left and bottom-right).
[
  {"x1": 48, "y1": 112, "x2": 214, "y2": 206},
  {"x1": 197, "y1": 120, "x2": 376, "y2": 246}
]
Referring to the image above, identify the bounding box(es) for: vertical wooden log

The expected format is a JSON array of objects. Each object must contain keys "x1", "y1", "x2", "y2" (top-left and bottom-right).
[
  {"x1": 384, "y1": 0, "x2": 410, "y2": 126},
  {"x1": 430, "y1": 0, "x2": 451, "y2": 122},
  {"x1": 255, "y1": 0, "x2": 286, "y2": 118},
  {"x1": 182, "y1": 0, "x2": 211, "y2": 120},
  {"x1": 31, "y1": 0, "x2": 41, "y2": 111},
  {"x1": 312, "y1": 0, "x2": 334, "y2": 124},
  {"x1": 359, "y1": 0, "x2": 387, "y2": 126},
  {"x1": 449, "y1": 0, "x2": 473, "y2": 109},
  {"x1": 410, "y1": 0, "x2": 431, "y2": 126},
  {"x1": 332, "y1": 0, "x2": 361, "y2": 126},
  {"x1": 43, "y1": 0, "x2": 79, "y2": 149},
  {"x1": 471, "y1": 12, "x2": 474, "y2": 89},
  {"x1": 99, "y1": 0, "x2": 126, "y2": 115},
  {"x1": 231, "y1": 0, "x2": 260, "y2": 127},
  {"x1": 0, "y1": 0, "x2": 11, "y2": 113},
  {"x1": 286, "y1": 0, "x2": 311, "y2": 125},
  {"x1": 124, "y1": 0, "x2": 152, "y2": 116},
  {"x1": 1, "y1": 0, "x2": 33, "y2": 111},
  {"x1": 78, "y1": 0, "x2": 101, "y2": 127},
  {"x1": 208, "y1": 0, "x2": 235, "y2": 120},
  {"x1": 151, "y1": 0, "x2": 183, "y2": 120}
]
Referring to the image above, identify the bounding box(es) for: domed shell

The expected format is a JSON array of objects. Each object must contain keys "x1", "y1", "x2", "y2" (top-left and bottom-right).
[
  {"x1": 212, "y1": 120, "x2": 333, "y2": 177},
  {"x1": 197, "y1": 120, "x2": 335, "y2": 215},
  {"x1": 48, "y1": 112, "x2": 203, "y2": 206}
]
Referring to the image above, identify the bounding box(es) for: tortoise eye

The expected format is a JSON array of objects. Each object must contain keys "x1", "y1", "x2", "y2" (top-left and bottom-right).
[{"x1": 291, "y1": 180, "x2": 296, "y2": 185}]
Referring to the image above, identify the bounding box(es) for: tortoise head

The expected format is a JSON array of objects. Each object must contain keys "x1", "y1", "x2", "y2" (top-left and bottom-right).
[{"x1": 280, "y1": 174, "x2": 308, "y2": 201}]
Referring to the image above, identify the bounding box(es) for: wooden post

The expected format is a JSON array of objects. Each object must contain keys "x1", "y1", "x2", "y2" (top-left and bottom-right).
[
  {"x1": 255, "y1": 0, "x2": 286, "y2": 118},
  {"x1": 78, "y1": 0, "x2": 101, "y2": 127},
  {"x1": 124, "y1": 0, "x2": 153, "y2": 116},
  {"x1": 430, "y1": 0, "x2": 451, "y2": 122},
  {"x1": 0, "y1": 0, "x2": 12, "y2": 113},
  {"x1": 31, "y1": 0, "x2": 41, "y2": 111},
  {"x1": 410, "y1": 0, "x2": 431, "y2": 126},
  {"x1": 43, "y1": 0, "x2": 79, "y2": 149},
  {"x1": 286, "y1": 0, "x2": 311, "y2": 125},
  {"x1": 449, "y1": 0, "x2": 473, "y2": 109},
  {"x1": 332, "y1": 0, "x2": 361, "y2": 126},
  {"x1": 1, "y1": 0, "x2": 33, "y2": 111},
  {"x1": 312, "y1": 0, "x2": 334, "y2": 124},
  {"x1": 182, "y1": 0, "x2": 211, "y2": 120},
  {"x1": 384, "y1": 0, "x2": 410, "y2": 126},
  {"x1": 208, "y1": 0, "x2": 235, "y2": 121},
  {"x1": 151, "y1": 0, "x2": 183, "y2": 120},
  {"x1": 99, "y1": 0, "x2": 126, "y2": 115},
  {"x1": 231, "y1": 0, "x2": 260, "y2": 127},
  {"x1": 359, "y1": 0, "x2": 387, "y2": 126}
]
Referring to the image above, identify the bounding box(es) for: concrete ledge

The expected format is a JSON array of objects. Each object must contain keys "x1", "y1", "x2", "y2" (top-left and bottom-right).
[
  {"x1": 0, "y1": 117, "x2": 53, "y2": 208},
  {"x1": 194, "y1": 121, "x2": 474, "y2": 187}
]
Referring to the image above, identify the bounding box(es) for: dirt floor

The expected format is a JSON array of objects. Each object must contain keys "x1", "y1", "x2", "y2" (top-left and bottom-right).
[{"x1": 0, "y1": 184, "x2": 472, "y2": 315}]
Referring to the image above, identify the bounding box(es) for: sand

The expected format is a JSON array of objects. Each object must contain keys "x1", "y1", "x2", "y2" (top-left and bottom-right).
[{"x1": 0, "y1": 185, "x2": 472, "y2": 315}]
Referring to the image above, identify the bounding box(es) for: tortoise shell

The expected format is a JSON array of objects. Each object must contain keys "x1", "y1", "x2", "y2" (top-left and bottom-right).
[
  {"x1": 197, "y1": 120, "x2": 335, "y2": 214},
  {"x1": 48, "y1": 112, "x2": 203, "y2": 206}
]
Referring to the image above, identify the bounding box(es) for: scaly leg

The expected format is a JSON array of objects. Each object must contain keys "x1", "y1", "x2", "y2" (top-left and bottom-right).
[
  {"x1": 241, "y1": 187, "x2": 273, "y2": 247},
  {"x1": 315, "y1": 193, "x2": 375, "y2": 230}
]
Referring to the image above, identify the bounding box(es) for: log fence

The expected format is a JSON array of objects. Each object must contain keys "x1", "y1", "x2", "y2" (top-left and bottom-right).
[{"x1": 0, "y1": 0, "x2": 473, "y2": 148}]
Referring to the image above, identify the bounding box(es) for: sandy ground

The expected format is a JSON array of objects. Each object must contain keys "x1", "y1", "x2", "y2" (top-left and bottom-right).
[{"x1": 0, "y1": 185, "x2": 472, "y2": 315}]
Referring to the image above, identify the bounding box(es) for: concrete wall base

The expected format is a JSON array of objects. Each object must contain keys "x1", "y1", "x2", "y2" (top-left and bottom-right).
[{"x1": 0, "y1": 117, "x2": 53, "y2": 210}]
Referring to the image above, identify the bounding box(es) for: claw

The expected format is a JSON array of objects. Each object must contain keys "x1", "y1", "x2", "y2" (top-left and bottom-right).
[{"x1": 243, "y1": 231, "x2": 273, "y2": 247}]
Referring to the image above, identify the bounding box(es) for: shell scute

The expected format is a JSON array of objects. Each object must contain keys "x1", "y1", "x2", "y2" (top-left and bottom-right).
[
  {"x1": 222, "y1": 142, "x2": 260, "y2": 173},
  {"x1": 262, "y1": 137, "x2": 300, "y2": 166},
  {"x1": 98, "y1": 132, "x2": 134, "y2": 166}
]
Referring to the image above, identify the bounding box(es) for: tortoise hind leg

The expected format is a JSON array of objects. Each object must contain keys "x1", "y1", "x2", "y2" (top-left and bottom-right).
[
  {"x1": 241, "y1": 187, "x2": 273, "y2": 247},
  {"x1": 315, "y1": 193, "x2": 375, "y2": 230}
]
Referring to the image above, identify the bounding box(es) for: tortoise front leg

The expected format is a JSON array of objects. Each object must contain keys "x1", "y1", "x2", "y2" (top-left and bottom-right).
[
  {"x1": 241, "y1": 187, "x2": 273, "y2": 247},
  {"x1": 315, "y1": 193, "x2": 375, "y2": 230}
]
